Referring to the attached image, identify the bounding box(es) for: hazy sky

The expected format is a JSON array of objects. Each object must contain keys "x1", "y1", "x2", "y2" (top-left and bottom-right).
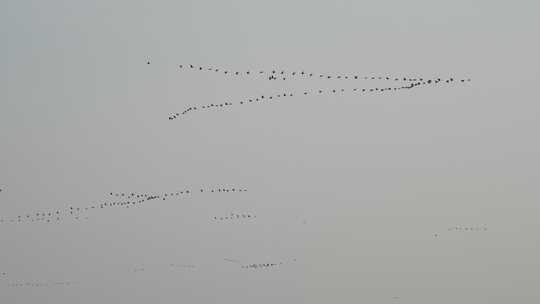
[{"x1": 1, "y1": 1, "x2": 539, "y2": 303}]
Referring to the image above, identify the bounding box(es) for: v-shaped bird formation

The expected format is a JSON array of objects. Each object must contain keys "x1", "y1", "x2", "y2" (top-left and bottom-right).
[{"x1": 164, "y1": 62, "x2": 471, "y2": 121}]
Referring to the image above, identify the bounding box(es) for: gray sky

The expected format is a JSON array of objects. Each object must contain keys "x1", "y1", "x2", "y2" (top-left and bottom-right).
[{"x1": 1, "y1": 0, "x2": 539, "y2": 303}]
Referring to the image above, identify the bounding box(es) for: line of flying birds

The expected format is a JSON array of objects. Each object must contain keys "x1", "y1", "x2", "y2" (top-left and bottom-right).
[
  {"x1": 175, "y1": 63, "x2": 443, "y2": 83},
  {"x1": 213, "y1": 212, "x2": 256, "y2": 222},
  {"x1": 2, "y1": 257, "x2": 298, "y2": 288},
  {"x1": 433, "y1": 226, "x2": 489, "y2": 238},
  {"x1": 0, "y1": 186, "x2": 248, "y2": 225}
]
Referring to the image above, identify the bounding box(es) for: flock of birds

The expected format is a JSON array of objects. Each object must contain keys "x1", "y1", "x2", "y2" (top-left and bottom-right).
[
  {"x1": 0, "y1": 186, "x2": 247, "y2": 225},
  {"x1": 176, "y1": 63, "x2": 438, "y2": 83},
  {"x1": 164, "y1": 62, "x2": 471, "y2": 121},
  {"x1": 241, "y1": 258, "x2": 298, "y2": 270},
  {"x1": 0, "y1": 270, "x2": 72, "y2": 290},
  {"x1": 241, "y1": 263, "x2": 282, "y2": 270},
  {"x1": 1, "y1": 61, "x2": 479, "y2": 292},
  {"x1": 7, "y1": 281, "x2": 79, "y2": 288},
  {"x1": 212, "y1": 212, "x2": 256, "y2": 222},
  {"x1": 447, "y1": 226, "x2": 488, "y2": 232},
  {"x1": 2, "y1": 256, "x2": 299, "y2": 288},
  {"x1": 433, "y1": 226, "x2": 488, "y2": 238}
]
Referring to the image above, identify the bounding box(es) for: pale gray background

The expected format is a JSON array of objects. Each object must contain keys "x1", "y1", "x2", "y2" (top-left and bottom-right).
[{"x1": 1, "y1": 0, "x2": 539, "y2": 303}]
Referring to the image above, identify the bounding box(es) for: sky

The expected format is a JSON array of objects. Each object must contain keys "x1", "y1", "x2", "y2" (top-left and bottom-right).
[{"x1": 1, "y1": 0, "x2": 539, "y2": 303}]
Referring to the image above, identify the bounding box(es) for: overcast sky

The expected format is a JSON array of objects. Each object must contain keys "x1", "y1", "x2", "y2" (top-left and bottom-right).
[{"x1": 1, "y1": 1, "x2": 539, "y2": 303}]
